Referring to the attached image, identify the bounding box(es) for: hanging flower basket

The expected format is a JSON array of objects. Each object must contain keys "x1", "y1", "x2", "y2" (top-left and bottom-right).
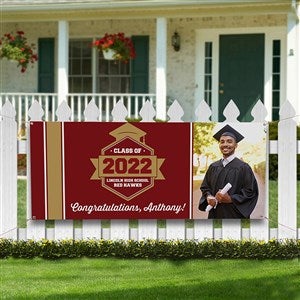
[
  {"x1": 92, "y1": 33, "x2": 136, "y2": 63},
  {"x1": 102, "y1": 48, "x2": 117, "y2": 60},
  {"x1": 0, "y1": 31, "x2": 38, "y2": 73}
]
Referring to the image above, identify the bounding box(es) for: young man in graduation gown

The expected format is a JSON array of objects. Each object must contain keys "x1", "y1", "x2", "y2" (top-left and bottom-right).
[{"x1": 198, "y1": 124, "x2": 259, "y2": 219}]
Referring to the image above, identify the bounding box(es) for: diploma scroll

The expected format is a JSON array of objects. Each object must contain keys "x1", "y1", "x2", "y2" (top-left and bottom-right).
[{"x1": 205, "y1": 183, "x2": 232, "y2": 212}]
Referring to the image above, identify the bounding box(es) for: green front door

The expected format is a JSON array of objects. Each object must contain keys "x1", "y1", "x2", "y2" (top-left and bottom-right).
[{"x1": 219, "y1": 34, "x2": 265, "y2": 121}]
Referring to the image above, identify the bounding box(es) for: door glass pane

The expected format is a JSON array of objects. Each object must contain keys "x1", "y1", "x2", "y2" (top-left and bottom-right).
[
  {"x1": 272, "y1": 74, "x2": 280, "y2": 90},
  {"x1": 272, "y1": 40, "x2": 281, "y2": 121},
  {"x1": 273, "y1": 40, "x2": 280, "y2": 56},
  {"x1": 204, "y1": 42, "x2": 212, "y2": 107},
  {"x1": 205, "y1": 42, "x2": 212, "y2": 57},
  {"x1": 272, "y1": 91, "x2": 280, "y2": 106},
  {"x1": 272, "y1": 57, "x2": 280, "y2": 73},
  {"x1": 205, "y1": 58, "x2": 212, "y2": 74},
  {"x1": 205, "y1": 76, "x2": 211, "y2": 90}
]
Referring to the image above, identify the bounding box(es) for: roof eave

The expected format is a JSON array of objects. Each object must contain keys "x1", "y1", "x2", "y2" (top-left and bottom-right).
[
  {"x1": 1, "y1": 2, "x2": 295, "y2": 23},
  {"x1": 1, "y1": 0, "x2": 295, "y2": 13}
]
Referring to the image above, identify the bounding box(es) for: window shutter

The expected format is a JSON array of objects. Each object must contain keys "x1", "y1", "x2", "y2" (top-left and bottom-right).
[
  {"x1": 38, "y1": 38, "x2": 55, "y2": 92},
  {"x1": 130, "y1": 36, "x2": 149, "y2": 93}
]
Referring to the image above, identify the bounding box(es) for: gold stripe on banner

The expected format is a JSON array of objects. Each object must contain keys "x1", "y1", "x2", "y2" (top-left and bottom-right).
[{"x1": 46, "y1": 122, "x2": 63, "y2": 219}]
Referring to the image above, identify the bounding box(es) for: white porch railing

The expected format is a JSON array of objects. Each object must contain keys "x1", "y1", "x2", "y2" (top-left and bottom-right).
[
  {"x1": 0, "y1": 98, "x2": 299, "y2": 241},
  {"x1": 0, "y1": 93, "x2": 156, "y2": 137}
]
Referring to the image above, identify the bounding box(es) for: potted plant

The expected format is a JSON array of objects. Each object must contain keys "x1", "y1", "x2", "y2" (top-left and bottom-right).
[
  {"x1": 92, "y1": 32, "x2": 136, "y2": 63},
  {"x1": 0, "y1": 31, "x2": 38, "y2": 73}
]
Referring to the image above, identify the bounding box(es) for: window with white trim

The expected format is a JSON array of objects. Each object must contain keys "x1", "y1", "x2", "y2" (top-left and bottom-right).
[
  {"x1": 97, "y1": 52, "x2": 131, "y2": 93},
  {"x1": 69, "y1": 40, "x2": 92, "y2": 93},
  {"x1": 69, "y1": 39, "x2": 131, "y2": 93}
]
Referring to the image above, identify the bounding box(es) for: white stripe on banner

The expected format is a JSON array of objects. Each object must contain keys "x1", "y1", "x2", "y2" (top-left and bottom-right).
[
  {"x1": 62, "y1": 122, "x2": 66, "y2": 219},
  {"x1": 43, "y1": 122, "x2": 48, "y2": 219},
  {"x1": 189, "y1": 123, "x2": 193, "y2": 219}
]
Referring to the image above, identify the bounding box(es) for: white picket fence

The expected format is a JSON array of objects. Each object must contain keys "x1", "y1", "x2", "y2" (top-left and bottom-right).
[
  {"x1": 0, "y1": 98, "x2": 298, "y2": 241},
  {"x1": 0, "y1": 92, "x2": 156, "y2": 136}
]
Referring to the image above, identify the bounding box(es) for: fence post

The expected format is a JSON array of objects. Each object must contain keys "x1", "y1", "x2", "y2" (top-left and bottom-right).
[
  {"x1": 0, "y1": 100, "x2": 17, "y2": 239},
  {"x1": 193, "y1": 100, "x2": 214, "y2": 240},
  {"x1": 250, "y1": 100, "x2": 269, "y2": 241},
  {"x1": 54, "y1": 101, "x2": 74, "y2": 240},
  {"x1": 110, "y1": 100, "x2": 130, "y2": 241},
  {"x1": 82, "y1": 100, "x2": 101, "y2": 240},
  {"x1": 278, "y1": 101, "x2": 297, "y2": 239},
  {"x1": 138, "y1": 100, "x2": 158, "y2": 240},
  {"x1": 221, "y1": 100, "x2": 242, "y2": 240},
  {"x1": 164, "y1": 100, "x2": 186, "y2": 240}
]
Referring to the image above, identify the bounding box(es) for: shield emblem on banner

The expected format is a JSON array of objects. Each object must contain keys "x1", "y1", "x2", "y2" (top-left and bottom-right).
[{"x1": 90, "y1": 123, "x2": 165, "y2": 201}]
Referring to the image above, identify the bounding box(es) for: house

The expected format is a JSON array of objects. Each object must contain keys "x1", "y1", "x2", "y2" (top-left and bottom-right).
[{"x1": 1, "y1": 0, "x2": 299, "y2": 125}]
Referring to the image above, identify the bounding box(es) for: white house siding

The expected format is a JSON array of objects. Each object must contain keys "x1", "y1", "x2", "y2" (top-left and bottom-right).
[{"x1": 1, "y1": 14, "x2": 286, "y2": 121}]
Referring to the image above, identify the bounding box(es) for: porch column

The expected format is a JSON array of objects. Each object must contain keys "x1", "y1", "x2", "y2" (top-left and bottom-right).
[
  {"x1": 156, "y1": 18, "x2": 167, "y2": 121},
  {"x1": 58, "y1": 21, "x2": 69, "y2": 105},
  {"x1": 286, "y1": 13, "x2": 299, "y2": 114}
]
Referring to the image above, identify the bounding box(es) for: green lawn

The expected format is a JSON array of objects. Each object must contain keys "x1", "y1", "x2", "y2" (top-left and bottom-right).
[
  {"x1": 1, "y1": 258, "x2": 299, "y2": 300},
  {"x1": 10, "y1": 180, "x2": 300, "y2": 300},
  {"x1": 18, "y1": 179, "x2": 27, "y2": 228}
]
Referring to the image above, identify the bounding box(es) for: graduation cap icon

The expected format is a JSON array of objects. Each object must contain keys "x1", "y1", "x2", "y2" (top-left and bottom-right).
[{"x1": 213, "y1": 124, "x2": 244, "y2": 143}]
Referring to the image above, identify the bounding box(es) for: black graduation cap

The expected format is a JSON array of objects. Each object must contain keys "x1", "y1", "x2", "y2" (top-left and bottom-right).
[{"x1": 213, "y1": 124, "x2": 244, "y2": 143}]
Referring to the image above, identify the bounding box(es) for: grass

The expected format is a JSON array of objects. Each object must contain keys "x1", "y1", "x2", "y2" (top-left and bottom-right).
[
  {"x1": 10, "y1": 176, "x2": 300, "y2": 299},
  {"x1": 17, "y1": 179, "x2": 300, "y2": 228},
  {"x1": 1, "y1": 258, "x2": 300, "y2": 299},
  {"x1": 17, "y1": 179, "x2": 27, "y2": 228}
]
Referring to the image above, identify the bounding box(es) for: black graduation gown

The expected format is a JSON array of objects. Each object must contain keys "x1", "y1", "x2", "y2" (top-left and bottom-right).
[{"x1": 198, "y1": 157, "x2": 259, "y2": 219}]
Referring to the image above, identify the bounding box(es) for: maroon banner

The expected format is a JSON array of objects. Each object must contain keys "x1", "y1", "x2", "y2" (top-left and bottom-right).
[{"x1": 30, "y1": 122, "x2": 191, "y2": 219}]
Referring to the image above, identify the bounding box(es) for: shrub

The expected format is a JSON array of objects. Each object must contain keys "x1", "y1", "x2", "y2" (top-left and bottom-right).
[{"x1": 0, "y1": 238, "x2": 299, "y2": 260}]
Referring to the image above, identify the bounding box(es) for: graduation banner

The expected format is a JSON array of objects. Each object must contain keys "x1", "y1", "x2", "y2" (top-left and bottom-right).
[
  {"x1": 30, "y1": 122, "x2": 191, "y2": 220},
  {"x1": 30, "y1": 121, "x2": 266, "y2": 220}
]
